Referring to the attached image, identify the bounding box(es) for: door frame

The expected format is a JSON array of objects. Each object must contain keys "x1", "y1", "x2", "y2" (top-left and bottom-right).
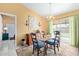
[
  {"x1": 0, "y1": 14, "x2": 3, "y2": 42},
  {"x1": 0, "y1": 12, "x2": 17, "y2": 47}
]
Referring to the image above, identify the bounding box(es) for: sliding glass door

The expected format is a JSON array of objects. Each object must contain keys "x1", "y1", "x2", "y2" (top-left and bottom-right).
[
  {"x1": 53, "y1": 15, "x2": 79, "y2": 47},
  {"x1": 53, "y1": 18, "x2": 70, "y2": 43}
]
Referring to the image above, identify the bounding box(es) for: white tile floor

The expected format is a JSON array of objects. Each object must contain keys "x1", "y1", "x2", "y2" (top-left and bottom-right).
[{"x1": 0, "y1": 40, "x2": 17, "y2": 56}]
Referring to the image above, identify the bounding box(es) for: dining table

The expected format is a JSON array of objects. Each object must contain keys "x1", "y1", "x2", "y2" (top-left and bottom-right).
[{"x1": 38, "y1": 34, "x2": 52, "y2": 55}]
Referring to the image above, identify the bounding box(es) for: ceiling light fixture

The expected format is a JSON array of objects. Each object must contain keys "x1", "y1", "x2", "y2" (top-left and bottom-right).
[{"x1": 46, "y1": 3, "x2": 54, "y2": 21}]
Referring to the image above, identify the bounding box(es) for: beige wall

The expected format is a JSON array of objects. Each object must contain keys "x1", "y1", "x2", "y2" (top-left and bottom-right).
[
  {"x1": 2, "y1": 15, "x2": 15, "y2": 24},
  {"x1": 0, "y1": 3, "x2": 48, "y2": 45}
]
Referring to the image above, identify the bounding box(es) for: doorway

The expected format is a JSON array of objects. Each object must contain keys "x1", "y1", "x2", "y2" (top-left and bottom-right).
[{"x1": 0, "y1": 12, "x2": 17, "y2": 56}]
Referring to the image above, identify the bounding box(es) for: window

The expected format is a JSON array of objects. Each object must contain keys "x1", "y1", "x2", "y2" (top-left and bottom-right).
[{"x1": 53, "y1": 18, "x2": 70, "y2": 43}]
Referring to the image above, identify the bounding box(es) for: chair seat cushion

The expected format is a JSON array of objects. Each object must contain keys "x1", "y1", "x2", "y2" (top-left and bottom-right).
[
  {"x1": 47, "y1": 38, "x2": 58, "y2": 45},
  {"x1": 34, "y1": 40, "x2": 45, "y2": 48}
]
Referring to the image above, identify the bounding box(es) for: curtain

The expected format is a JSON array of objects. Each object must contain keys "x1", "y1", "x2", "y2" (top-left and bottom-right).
[
  {"x1": 69, "y1": 15, "x2": 79, "y2": 47},
  {"x1": 48, "y1": 20, "x2": 53, "y2": 35}
]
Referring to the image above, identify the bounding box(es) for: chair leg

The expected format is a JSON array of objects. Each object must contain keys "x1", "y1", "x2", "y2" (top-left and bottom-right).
[
  {"x1": 32, "y1": 46, "x2": 35, "y2": 54},
  {"x1": 57, "y1": 44, "x2": 59, "y2": 51},
  {"x1": 44, "y1": 43, "x2": 48, "y2": 56},
  {"x1": 46, "y1": 44, "x2": 48, "y2": 49},
  {"x1": 37, "y1": 49, "x2": 40, "y2": 56},
  {"x1": 58, "y1": 40, "x2": 60, "y2": 47},
  {"x1": 33, "y1": 46, "x2": 37, "y2": 54},
  {"x1": 43, "y1": 47, "x2": 46, "y2": 56},
  {"x1": 54, "y1": 45, "x2": 56, "y2": 54}
]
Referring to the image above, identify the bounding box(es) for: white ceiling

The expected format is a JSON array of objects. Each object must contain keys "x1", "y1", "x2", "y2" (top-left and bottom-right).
[{"x1": 23, "y1": 3, "x2": 79, "y2": 16}]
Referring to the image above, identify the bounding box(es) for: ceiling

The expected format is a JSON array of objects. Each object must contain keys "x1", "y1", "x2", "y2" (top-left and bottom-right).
[{"x1": 23, "y1": 3, "x2": 79, "y2": 17}]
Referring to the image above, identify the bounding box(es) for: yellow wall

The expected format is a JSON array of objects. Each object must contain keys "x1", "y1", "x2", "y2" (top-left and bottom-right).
[
  {"x1": 0, "y1": 3, "x2": 48, "y2": 45},
  {"x1": 2, "y1": 15, "x2": 15, "y2": 24}
]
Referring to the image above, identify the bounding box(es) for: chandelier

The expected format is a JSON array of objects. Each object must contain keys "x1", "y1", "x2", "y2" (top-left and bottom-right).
[{"x1": 46, "y1": 3, "x2": 55, "y2": 20}]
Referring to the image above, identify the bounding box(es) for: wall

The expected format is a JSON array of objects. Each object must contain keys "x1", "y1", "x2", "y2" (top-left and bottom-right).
[
  {"x1": 2, "y1": 15, "x2": 15, "y2": 24},
  {"x1": 0, "y1": 4, "x2": 48, "y2": 45}
]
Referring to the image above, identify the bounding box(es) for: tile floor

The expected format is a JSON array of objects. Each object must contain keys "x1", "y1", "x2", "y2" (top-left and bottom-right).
[
  {"x1": 16, "y1": 39, "x2": 79, "y2": 56},
  {"x1": 0, "y1": 39, "x2": 79, "y2": 56},
  {"x1": 0, "y1": 40, "x2": 17, "y2": 56}
]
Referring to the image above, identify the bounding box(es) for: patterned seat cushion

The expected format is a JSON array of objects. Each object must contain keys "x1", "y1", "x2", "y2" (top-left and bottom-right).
[
  {"x1": 47, "y1": 38, "x2": 58, "y2": 45},
  {"x1": 34, "y1": 40, "x2": 45, "y2": 48}
]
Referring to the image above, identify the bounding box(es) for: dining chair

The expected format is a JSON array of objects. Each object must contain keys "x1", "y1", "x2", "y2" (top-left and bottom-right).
[
  {"x1": 31, "y1": 33, "x2": 46, "y2": 56},
  {"x1": 54, "y1": 31, "x2": 60, "y2": 46},
  {"x1": 46, "y1": 38, "x2": 59, "y2": 54},
  {"x1": 46, "y1": 31, "x2": 60, "y2": 54}
]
